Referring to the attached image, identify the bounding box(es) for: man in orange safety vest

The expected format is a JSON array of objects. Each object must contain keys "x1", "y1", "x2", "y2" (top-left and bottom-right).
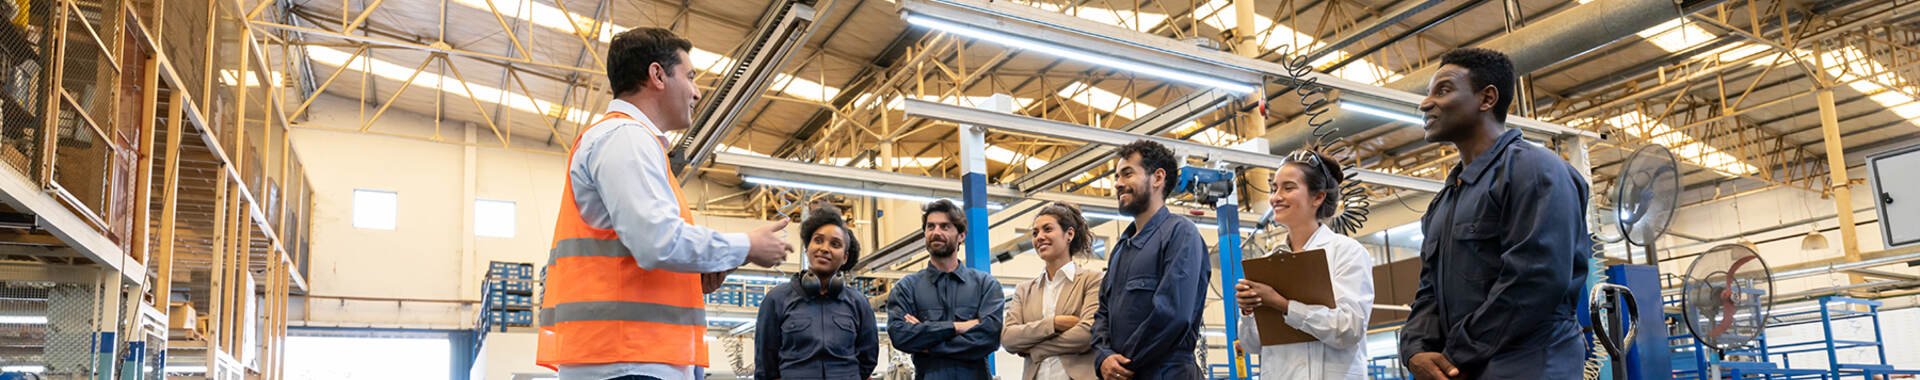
[{"x1": 537, "y1": 27, "x2": 793, "y2": 380}]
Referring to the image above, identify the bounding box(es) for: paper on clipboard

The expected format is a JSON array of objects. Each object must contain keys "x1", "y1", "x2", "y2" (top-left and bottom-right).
[{"x1": 1240, "y1": 248, "x2": 1335, "y2": 346}]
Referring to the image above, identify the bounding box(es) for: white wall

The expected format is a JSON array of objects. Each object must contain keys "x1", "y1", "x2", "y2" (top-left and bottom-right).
[{"x1": 1659, "y1": 164, "x2": 1915, "y2": 308}]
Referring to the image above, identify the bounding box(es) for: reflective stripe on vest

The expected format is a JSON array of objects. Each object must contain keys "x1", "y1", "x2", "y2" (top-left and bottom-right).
[
  {"x1": 535, "y1": 111, "x2": 709, "y2": 370},
  {"x1": 537, "y1": 301, "x2": 705, "y2": 327}
]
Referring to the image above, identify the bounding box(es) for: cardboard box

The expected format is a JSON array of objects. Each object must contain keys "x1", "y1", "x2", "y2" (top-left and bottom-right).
[{"x1": 167, "y1": 302, "x2": 196, "y2": 331}]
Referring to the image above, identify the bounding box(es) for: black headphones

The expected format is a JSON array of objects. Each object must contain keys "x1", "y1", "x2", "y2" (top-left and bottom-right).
[{"x1": 794, "y1": 269, "x2": 845, "y2": 297}]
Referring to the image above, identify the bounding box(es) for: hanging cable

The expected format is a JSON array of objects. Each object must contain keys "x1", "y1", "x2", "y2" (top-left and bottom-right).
[{"x1": 1266, "y1": 44, "x2": 1374, "y2": 236}]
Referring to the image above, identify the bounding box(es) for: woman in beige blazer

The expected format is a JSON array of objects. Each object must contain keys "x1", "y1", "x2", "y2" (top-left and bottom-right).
[{"x1": 1002, "y1": 202, "x2": 1104, "y2": 380}]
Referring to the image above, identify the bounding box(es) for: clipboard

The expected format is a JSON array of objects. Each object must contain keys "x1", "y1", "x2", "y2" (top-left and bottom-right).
[{"x1": 1240, "y1": 248, "x2": 1335, "y2": 346}]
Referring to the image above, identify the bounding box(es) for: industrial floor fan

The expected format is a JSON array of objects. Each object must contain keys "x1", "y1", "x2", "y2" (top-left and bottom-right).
[
  {"x1": 1617, "y1": 145, "x2": 1680, "y2": 264},
  {"x1": 1586, "y1": 145, "x2": 1681, "y2": 380},
  {"x1": 1681, "y1": 243, "x2": 1775, "y2": 379}
]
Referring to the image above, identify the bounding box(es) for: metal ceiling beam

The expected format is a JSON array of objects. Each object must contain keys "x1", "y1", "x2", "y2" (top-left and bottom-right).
[
  {"x1": 904, "y1": 98, "x2": 1445, "y2": 192},
  {"x1": 1296, "y1": 0, "x2": 1448, "y2": 65},
  {"x1": 1010, "y1": 88, "x2": 1235, "y2": 193},
  {"x1": 897, "y1": 0, "x2": 1593, "y2": 139},
  {"x1": 247, "y1": 20, "x2": 601, "y2": 75},
  {"x1": 1551, "y1": 0, "x2": 1920, "y2": 121},
  {"x1": 713, "y1": 151, "x2": 1260, "y2": 272},
  {"x1": 674, "y1": 1, "x2": 824, "y2": 180}
]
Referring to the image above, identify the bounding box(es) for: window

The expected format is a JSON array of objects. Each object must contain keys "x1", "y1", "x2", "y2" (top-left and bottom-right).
[
  {"x1": 353, "y1": 190, "x2": 397, "y2": 230},
  {"x1": 283, "y1": 330, "x2": 454, "y2": 380},
  {"x1": 475, "y1": 199, "x2": 516, "y2": 238}
]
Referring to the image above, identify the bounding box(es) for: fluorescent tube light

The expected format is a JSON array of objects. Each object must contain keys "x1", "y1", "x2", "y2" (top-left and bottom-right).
[
  {"x1": 743, "y1": 175, "x2": 944, "y2": 204},
  {"x1": 905, "y1": 14, "x2": 1255, "y2": 93},
  {"x1": 1341, "y1": 101, "x2": 1424, "y2": 126},
  {"x1": 1082, "y1": 211, "x2": 1134, "y2": 221},
  {"x1": 741, "y1": 175, "x2": 1004, "y2": 210},
  {"x1": 725, "y1": 274, "x2": 791, "y2": 284},
  {"x1": 707, "y1": 316, "x2": 755, "y2": 324}
]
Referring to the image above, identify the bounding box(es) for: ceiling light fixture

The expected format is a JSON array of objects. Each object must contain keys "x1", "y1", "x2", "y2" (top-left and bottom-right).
[
  {"x1": 741, "y1": 175, "x2": 1004, "y2": 210},
  {"x1": 1341, "y1": 101, "x2": 1424, "y2": 126},
  {"x1": 904, "y1": 14, "x2": 1256, "y2": 93}
]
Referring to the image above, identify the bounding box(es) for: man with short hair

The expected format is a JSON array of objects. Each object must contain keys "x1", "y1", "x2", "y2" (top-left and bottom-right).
[
  {"x1": 1398, "y1": 48, "x2": 1591, "y2": 380},
  {"x1": 887, "y1": 199, "x2": 1005, "y2": 380},
  {"x1": 1092, "y1": 140, "x2": 1209, "y2": 380},
  {"x1": 537, "y1": 27, "x2": 794, "y2": 380}
]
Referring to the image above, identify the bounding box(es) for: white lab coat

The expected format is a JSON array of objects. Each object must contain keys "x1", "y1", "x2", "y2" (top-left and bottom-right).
[{"x1": 1236, "y1": 223, "x2": 1375, "y2": 380}]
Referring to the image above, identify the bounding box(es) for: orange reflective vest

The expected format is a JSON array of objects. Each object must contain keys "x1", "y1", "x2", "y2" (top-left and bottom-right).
[{"x1": 536, "y1": 111, "x2": 709, "y2": 369}]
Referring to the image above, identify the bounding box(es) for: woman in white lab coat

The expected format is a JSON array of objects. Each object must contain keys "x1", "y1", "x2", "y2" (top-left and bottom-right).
[{"x1": 1235, "y1": 149, "x2": 1376, "y2": 379}]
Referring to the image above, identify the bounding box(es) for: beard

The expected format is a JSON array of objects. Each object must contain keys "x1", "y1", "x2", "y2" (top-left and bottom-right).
[
  {"x1": 927, "y1": 238, "x2": 957, "y2": 258},
  {"x1": 1118, "y1": 186, "x2": 1152, "y2": 216}
]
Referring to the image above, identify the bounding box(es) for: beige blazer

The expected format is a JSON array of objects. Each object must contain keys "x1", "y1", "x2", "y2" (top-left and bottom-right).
[{"x1": 1001, "y1": 266, "x2": 1104, "y2": 380}]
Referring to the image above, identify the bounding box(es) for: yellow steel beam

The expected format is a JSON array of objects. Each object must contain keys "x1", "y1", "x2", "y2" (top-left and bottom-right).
[
  {"x1": 288, "y1": 45, "x2": 367, "y2": 120},
  {"x1": 341, "y1": 0, "x2": 385, "y2": 34},
  {"x1": 248, "y1": 20, "x2": 602, "y2": 75},
  {"x1": 439, "y1": 55, "x2": 510, "y2": 147},
  {"x1": 359, "y1": 56, "x2": 436, "y2": 133}
]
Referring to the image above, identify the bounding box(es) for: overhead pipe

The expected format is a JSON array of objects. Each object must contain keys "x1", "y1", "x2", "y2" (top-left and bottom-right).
[{"x1": 1267, "y1": 0, "x2": 1726, "y2": 155}]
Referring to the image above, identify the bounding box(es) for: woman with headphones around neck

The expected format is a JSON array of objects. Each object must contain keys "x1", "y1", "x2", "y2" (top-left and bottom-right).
[
  {"x1": 1001, "y1": 202, "x2": 1106, "y2": 380},
  {"x1": 1234, "y1": 150, "x2": 1376, "y2": 379},
  {"x1": 753, "y1": 205, "x2": 879, "y2": 380}
]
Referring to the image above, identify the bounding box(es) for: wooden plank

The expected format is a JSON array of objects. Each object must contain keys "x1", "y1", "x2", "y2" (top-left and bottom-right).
[
  {"x1": 40, "y1": 0, "x2": 69, "y2": 186},
  {"x1": 133, "y1": 53, "x2": 162, "y2": 265},
  {"x1": 0, "y1": 230, "x2": 74, "y2": 246},
  {"x1": 233, "y1": 197, "x2": 251, "y2": 352},
  {"x1": 224, "y1": 181, "x2": 242, "y2": 353},
  {"x1": 154, "y1": 88, "x2": 187, "y2": 322},
  {"x1": 205, "y1": 167, "x2": 227, "y2": 374}
]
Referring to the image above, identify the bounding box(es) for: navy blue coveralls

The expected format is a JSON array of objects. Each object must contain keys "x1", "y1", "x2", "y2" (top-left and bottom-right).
[
  {"x1": 1399, "y1": 128, "x2": 1592, "y2": 379},
  {"x1": 1093, "y1": 206, "x2": 1210, "y2": 379}
]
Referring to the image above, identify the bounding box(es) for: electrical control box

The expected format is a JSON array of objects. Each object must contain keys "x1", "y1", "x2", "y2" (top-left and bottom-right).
[{"x1": 1866, "y1": 143, "x2": 1920, "y2": 249}]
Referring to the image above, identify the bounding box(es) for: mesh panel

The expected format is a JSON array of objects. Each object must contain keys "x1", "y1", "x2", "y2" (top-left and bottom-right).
[
  {"x1": 51, "y1": 97, "x2": 112, "y2": 219},
  {"x1": 0, "y1": 285, "x2": 50, "y2": 372},
  {"x1": 156, "y1": 0, "x2": 201, "y2": 110},
  {"x1": 57, "y1": 2, "x2": 118, "y2": 136},
  {"x1": 0, "y1": 282, "x2": 96, "y2": 379},
  {"x1": 0, "y1": 0, "x2": 52, "y2": 178},
  {"x1": 46, "y1": 283, "x2": 94, "y2": 378}
]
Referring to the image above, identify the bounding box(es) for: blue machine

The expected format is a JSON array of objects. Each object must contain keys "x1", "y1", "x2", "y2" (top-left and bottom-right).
[
  {"x1": 1601, "y1": 264, "x2": 1670, "y2": 380},
  {"x1": 1176, "y1": 166, "x2": 1248, "y2": 380}
]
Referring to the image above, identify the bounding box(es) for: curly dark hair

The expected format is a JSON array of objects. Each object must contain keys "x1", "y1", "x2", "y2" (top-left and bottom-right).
[
  {"x1": 1283, "y1": 150, "x2": 1347, "y2": 220},
  {"x1": 607, "y1": 27, "x2": 692, "y2": 97},
  {"x1": 921, "y1": 199, "x2": 967, "y2": 235},
  {"x1": 1034, "y1": 202, "x2": 1092, "y2": 257},
  {"x1": 800, "y1": 204, "x2": 860, "y2": 271},
  {"x1": 1439, "y1": 48, "x2": 1516, "y2": 121},
  {"x1": 1115, "y1": 139, "x2": 1179, "y2": 198}
]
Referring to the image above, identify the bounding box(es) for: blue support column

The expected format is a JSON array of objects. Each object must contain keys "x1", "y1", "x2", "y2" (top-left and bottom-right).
[
  {"x1": 121, "y1": 341, "x2": 145, "y2": 379},
  {"x1": 958, "y1": 94, "x2": 1011, "y2": 375},
  {"x1": 963, "y1": 171, "x2": 990, "y2": 272},
  {"x1": 92, "y1": 331, "x2": 114, "y2": 380},
  {"x1": 1218, "y1": 200, "x2": 1246, "y2": 380},
  {"x1": 957, "y1": 94, "x2": 1011, "y2": 274}
]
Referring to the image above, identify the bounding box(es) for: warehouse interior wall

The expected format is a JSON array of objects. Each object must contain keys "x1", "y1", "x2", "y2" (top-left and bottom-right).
[{"x1": 1658, "y1": 165, "x2": 1917, "y2": 310}]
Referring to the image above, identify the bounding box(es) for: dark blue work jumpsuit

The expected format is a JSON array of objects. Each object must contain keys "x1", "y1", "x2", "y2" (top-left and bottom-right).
[
  {"x1": 885, "y1": 262, "x2": 1005, "y2": 380},
  {"x1": 1092, "y1": 206, "x2": 1210, "y2": 379},
  {"x1": 1399, "y1": 128, "x2": 1592, "y2": 379},
  {"x1": 753, "y1": 280, "x2": 879, "y2": 380}
]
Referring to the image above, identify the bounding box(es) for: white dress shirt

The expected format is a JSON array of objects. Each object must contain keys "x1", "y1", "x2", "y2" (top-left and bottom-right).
[
  {"x1": 556, "y1": 100, "x2": 750, "y2": 380},
  {"x1": 1037, "y1": 261, "x2": 1078, "y2": 379},
  {"x1": 1235, "y1": 223, "x2": 1376, "y2": 380}
]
